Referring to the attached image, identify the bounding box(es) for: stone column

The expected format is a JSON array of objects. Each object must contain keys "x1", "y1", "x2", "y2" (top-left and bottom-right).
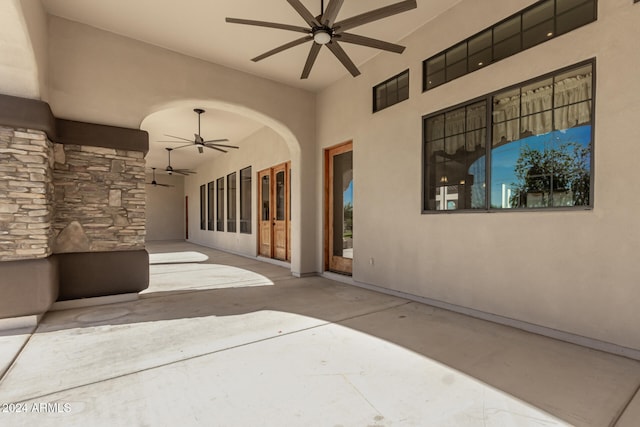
[
  {"x1": 0, "y1": 126, "x2": 58, "y2": 319},
  {"x1": 0, "y1": 126, "x2": 54, "y2": 260}
]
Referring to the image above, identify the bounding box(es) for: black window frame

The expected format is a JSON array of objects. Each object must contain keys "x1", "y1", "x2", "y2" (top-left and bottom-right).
[
  {"x1": 199, "y1": 184, "x2": 206, "y2": 230},
  {"x1": 422, "y1": 59, "x2": 596, "y2": 213},
  {"x1": 227, "y1": 171, "x2": 237, "y2": 233},
  {"x1": 216, "y1": 177, "x2": 224, "y2": 231},
  {"x1": 423, "y1": 0, "x2": 597, "y2": 91},
  {"x1": 207, "y1": 181, "x2": 215, "y2": 231},
  {"x1": 239, "y1": 166, "x2": 252, "y2": 234},
  {"x1": 373, "y1": 69, "x2": 410, "y2": 113}
]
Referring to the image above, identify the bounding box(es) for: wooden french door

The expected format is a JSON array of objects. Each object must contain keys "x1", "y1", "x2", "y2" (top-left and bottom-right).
[
  {"x1": 258, "y1": 169, "x2": 271, "y2": 257},
  {"x1": 258, "y1": 162, "x2": 291, "y2": 261},
  {"x1": 325, "y1": 142, "x2": 353, "y2": 275}
]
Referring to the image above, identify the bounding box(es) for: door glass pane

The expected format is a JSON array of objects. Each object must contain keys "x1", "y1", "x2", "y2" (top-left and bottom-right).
[
  {"x1": 261, "y1": 175, "x2": 270, "y2": 221},
  {"x1": 332, "y1": 151, "x2": 353, "y2": 259},
  {"x1": 276, "y1": 171, "x2": 285, "y2": 220}
]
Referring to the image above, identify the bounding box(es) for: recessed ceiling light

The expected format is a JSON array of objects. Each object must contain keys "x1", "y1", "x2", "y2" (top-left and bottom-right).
[
  {"x1": 478, "y1": 62, "x2": 483, "y2": 66},
  {"x1": 547, "y1": 32, "x2": 553, "y2": 37}
]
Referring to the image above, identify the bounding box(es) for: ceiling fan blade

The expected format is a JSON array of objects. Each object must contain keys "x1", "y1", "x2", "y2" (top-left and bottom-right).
[
  {"x1": 333, "y1": 0, "x2": 417, "y2": 34},
  {"x1": 204, "y1": 145, "x2": 228, "y2": 153},
  {"x1": 286, "y1": 0, "x2": 320, "y2": 27},
  {"x1": 225, "y1": 17, "x2": 310, "y2": 34},
  {"x1": 172, "y1": 143, "x2": 194, "y2": 150},
  {"x1": 202, "y1": 138, "x2": 230, "y2": 144},
  {"x1": 252, "y1": 36, "x2": 312, "y2": 62},
  {"x1": 301, "y1": 42, "x2": 322, "y2": 79},
  {"x1": 336, "y1": 33, "x2": 406, "y2": 53},
  {"x1": 147, "y1": 182, "x2": 174, "y2": 187},
  {"x1": 322, "y1": 0, "x2": 344, "y2": 27},
  {"x1": 205, "y1": 143, "x2": 239, "y2": 149},
  {"x1": 326, "y1": 41, "x2": 360, "y2": 77},
  {"x1": 163, "y1": 134, "x2": 193, "y2": 142},
  {"x1": 174, "y1": 169, "x2": 196, "y2": 175}
]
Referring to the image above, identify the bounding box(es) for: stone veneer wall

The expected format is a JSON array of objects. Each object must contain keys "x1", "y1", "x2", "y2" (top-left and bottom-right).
[
  {"x1": 0, "y1": 126, "x2": 55, "y2": 261},
  {"x1": 52, "y1": 144, "x2": 146, "y2": 253},
  {"x1": 1, "y1": 97, "x2": 149, "y2": 316}
]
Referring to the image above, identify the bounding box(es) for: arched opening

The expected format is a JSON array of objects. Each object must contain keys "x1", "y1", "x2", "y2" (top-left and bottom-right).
[{"x1": 140, "y1": 99, "x2": 305, "y2": 274}]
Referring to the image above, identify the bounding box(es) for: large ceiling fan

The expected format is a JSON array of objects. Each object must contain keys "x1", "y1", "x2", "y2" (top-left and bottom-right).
[
  {"x1": 226, "y1": 0, "x2": 417, "y2": 79},
  {"x1": 158, "y1": 108, "x2": 239, "y2": 154},
  {"x1": 164, "y1": 148, "x2": 196, "y2": 176}
]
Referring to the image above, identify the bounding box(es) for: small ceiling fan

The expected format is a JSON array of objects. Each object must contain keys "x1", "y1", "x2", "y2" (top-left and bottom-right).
[
  {"x1": 164, "y1": 148, "x2": 196, "y2": 176},
  {"x1": 226, "y1": 0, "x2": 417, "y2": 79},
  {"x1": 158, "y1": 108, "x2": 239, "y2": 154},
  {"x1": 146, "y1": 167, "x2": 174, "y2": 187}
]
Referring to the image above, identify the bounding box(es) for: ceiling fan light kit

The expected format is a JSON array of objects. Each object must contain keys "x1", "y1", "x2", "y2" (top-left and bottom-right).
[
  {"x1": 226, "y1": 0, "x2": 417, "y2": 79},
  {"x1": 313, "y1": 29, "x2": 331, "y2": 45}
]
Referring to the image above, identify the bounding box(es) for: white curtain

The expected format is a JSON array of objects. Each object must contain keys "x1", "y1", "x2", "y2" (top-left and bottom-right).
[
  {"x1": 427, "y1": 104, "x2": 485, "y2": 155},
  {"x1": 427, "y1": 72, "x2": 592, "y2": 154},
  {"x1": 492, "y1": 72, "x2": 592, "y2": 145}
]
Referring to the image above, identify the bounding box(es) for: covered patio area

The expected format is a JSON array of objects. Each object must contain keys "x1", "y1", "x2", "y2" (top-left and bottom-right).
[{"x1": 1, "y1": 241, "x2": 639, "y2": 426}]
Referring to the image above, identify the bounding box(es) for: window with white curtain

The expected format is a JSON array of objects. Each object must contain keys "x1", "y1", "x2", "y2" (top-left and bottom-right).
[{"x1": 423, "y1": 61, "x2": 593, "y2": 212}]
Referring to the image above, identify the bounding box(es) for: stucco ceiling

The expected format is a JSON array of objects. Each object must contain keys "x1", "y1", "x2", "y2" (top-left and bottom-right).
[
  {"x1": 35, "y1": 0, "x2": 461, "y2": 172},
  {"x1": 40, "y1": 0, "x2": 457, "y2": 92}
]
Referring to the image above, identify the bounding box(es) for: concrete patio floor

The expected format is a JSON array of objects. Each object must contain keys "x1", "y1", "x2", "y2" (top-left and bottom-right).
[{"x1": 1, "y1": 241, "x2": 640, "y2": 426}]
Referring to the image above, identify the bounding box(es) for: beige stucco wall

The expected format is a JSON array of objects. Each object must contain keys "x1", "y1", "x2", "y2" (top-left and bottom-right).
[
  {"x1": 46, "y1": 16, "x2": 317, "y2": 275},
  {"x1": 145, "y1": 173, "x2": 185, "y2": 242},
  {"x1": 0, "y1": 0, "x2": 43, "y2": 100},
  {"x1": 186, "y1": 126, "x2": 290, "y2": 257},
  {"x1": 19, "y1": 0, "x2": 49, "y2": 101},
  {"x1": 317, "y1": 0, "x2": 640, "y2": 351}
]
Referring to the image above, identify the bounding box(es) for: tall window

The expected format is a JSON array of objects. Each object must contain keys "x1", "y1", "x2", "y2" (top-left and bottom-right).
[
  {"x1": 423, "y1": 61, "x2": 593, "y2": 211},
  {"x1": 207, "y1": 181, "x2": 215, "y2": 230},
  {"x1": 240, "y1": 166, "x2": 252, "y2": 234},
  {"x1": 216, "y1": 177, "x2": 224, "y2": 231},
  {"x1": 423, "y1": 0, "x2": 596, "y2": 91},
  {"x1": 373, "y1": 70, "x2": 409, "y2": 112},
  {"x1": 199, "y1": 184, "x2": 206, "y2": 230},
  {"x1": 227, "y1": 172, "x2": 237, "y2": 232}
]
